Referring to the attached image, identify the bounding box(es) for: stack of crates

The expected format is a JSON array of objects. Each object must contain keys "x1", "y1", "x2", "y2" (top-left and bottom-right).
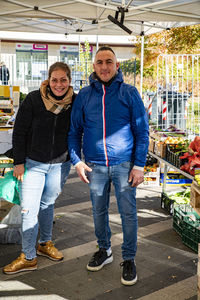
[
  {"x1": 173, "y1": 204, "x2": 200, "y2": 253},
  {"x1": 161, "y1": 192, "x2": 174, "y2": 215}
]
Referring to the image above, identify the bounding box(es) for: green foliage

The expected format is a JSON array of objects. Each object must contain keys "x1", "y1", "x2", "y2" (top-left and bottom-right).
[
  {"x1": 79, "y1": 40, "x2": 93, "y2": 80},
  {"x1": 120, "y1": 59, "x2": 140, "y2": 75},
  {"x1": 188, "y1": 102, "x2": 199, "y2": 116},
  {"x1": 133, "y1": 24, "x2": 200, "y2": 91}
]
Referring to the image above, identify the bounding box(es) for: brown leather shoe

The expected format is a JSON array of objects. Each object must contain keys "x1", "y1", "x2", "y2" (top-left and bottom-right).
[
  {"x1": 37, "y1": 241, "x2": 63, "y2": 261},
  {"x1": 3, "y1": 253, "x2": 37, "y2": 275}
]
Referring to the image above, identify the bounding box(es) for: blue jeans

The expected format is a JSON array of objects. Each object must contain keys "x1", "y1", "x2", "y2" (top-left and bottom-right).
[
  {"x1": 19, "y1": 158, "x2": 71, "y2": 260},
  {"x1": 87, "y1": 161, "x2": 137, "y2": 261}
]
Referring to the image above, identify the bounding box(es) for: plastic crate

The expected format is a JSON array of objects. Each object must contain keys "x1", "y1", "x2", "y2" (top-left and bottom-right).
[
  {"x1": 173, "y1": 204, "x2": 200, "y2": 252},
  {"x1": 173, "y1": 204, "x2": 194, "y2": 220},
  {"x1": 172, "y1": 204, "x2": 190, "y2": 236},
  {"x1": 141, "y1": 167, "x2": 160, "y2": 187},
  {"x1": 165, "y1": 144, "x2": 188, "y2": 168},
  {"x1": 161, "y1": 192, "x2": 174, "y2": 215},
  {"x1": 182, "y1": 217, "x2": 200, "y2": 253},
  {"x1": 173, "y1": 215, "x2": 183, "y2": 236},
  {"x1": 182, "y1": 232, "x2": 198, "y2": 253}
]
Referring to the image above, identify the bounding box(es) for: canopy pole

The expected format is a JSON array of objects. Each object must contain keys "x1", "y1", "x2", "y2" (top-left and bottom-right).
[
  {"x1": 78, "y1": 35, "x2": 81, "y2": 62},
  {"x1": 96, "y1": 35, "x2": 99, "y2": 52},
  {"x1": 140, "y1": 26, "x2": 144, "y2": 98}
]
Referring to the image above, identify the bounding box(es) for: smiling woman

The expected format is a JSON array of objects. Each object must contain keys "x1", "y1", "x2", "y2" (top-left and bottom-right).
[
  {"x1": 3, "y1": 61, "x2": 76, "y2": 275},
  {"x1": 49, "y1": 62, "x2": 71, "y2": 97}
]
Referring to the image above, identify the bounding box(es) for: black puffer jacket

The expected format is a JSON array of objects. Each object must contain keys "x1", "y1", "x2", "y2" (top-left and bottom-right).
[{"x1": 13, "y1": 89, "x2": 76, "y2": 165}]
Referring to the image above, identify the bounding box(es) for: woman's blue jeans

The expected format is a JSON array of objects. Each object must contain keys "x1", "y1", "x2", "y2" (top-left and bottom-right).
[
  {"x1": 87, "y1": 161, "x2": 137, "y2": 261},
  {"x1": 19, "y1": 158, "x2": 71, "y2": 259}
]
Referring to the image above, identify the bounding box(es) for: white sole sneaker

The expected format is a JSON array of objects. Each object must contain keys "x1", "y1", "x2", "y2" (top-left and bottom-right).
[
  {"x1": 121, "y1": 274, "x2": 138, "y2": 286},
  {"x1": 3, "y1": 265, "x2": 37, "y2": 275},
  {"x1": 87, "y1": 255, "x2": 113, "y2": 271},
  {"x1": 37, "y1": 250, "x2": 63, "y2": 261}
]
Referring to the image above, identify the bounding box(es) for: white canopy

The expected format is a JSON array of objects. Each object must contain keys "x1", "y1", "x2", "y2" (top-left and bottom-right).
[{"x1": 0, "y1": 0, "x2": 199, "y2": 36}]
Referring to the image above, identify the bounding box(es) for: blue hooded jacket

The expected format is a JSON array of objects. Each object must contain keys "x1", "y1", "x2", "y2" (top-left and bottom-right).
[{"x1": 68, "y1": 69, "x2": 149, "y2": 167}]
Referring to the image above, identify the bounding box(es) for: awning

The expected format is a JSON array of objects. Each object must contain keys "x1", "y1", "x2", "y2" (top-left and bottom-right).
[{"x1": 0, "y1": 0, "x2": 199, "y2": 36}]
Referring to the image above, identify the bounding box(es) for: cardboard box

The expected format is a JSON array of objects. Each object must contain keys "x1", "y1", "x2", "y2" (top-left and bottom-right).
[
  {"x1": 0, "y1": 86, "x2": 10, "y2": 98},
  {"x1": 148, "y1": 137, "x2": 155, "y2": 152},
  {"x1": 154, "y1": 141, "x2": 166, "y2": 158},
  {"x1": 160, "y1": 173, "x2": 192, "y2": 186}
]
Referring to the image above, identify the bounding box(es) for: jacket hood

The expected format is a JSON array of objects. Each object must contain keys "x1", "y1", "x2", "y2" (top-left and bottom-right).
[{"x1": 89, "y1": 68, "x2": 124, "y2": 89}]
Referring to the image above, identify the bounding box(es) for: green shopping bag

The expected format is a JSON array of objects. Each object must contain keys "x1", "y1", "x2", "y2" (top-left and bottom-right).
[{"x1": 0, "y1": 171, "x2": 20, "y2": 205}]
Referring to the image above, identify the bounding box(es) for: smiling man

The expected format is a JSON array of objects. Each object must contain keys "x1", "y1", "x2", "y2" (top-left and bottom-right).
[
  {"x1": 68, "y1": 46, "x2": 149, "y2": 286},
  {"x1": 93, "y1": 48, "x2": 119, "y2": 83}
]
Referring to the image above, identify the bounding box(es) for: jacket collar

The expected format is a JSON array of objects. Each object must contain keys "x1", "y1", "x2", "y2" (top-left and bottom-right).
[{"x1": 89, "y1": 68, "x2": 124, "y2": 90}]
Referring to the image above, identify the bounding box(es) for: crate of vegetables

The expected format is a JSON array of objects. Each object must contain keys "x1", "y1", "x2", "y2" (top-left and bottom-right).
[
  {"x1": 141, "y1": 165, "x2": 160, "y2": 187},
  {"x1": 180, "y1": 137, "x2": 200, "y2": 176},
  {"x1": 161, "y1": 193, "x2": 174, "y2": 215},
  {"x1": 172, "y1": 203, "x2": 200, "y2": 253},
  {"x1": 161, "y1": 189, "x2": 190, "y2": 215},
  {"x1": 182, "y1": 210, "x2": 200, "y2": 253},
  {"x1": 165, "y1": 140, "x2": 190, "y2": 168}
]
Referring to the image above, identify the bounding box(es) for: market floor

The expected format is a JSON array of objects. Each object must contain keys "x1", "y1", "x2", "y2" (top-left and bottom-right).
[{"x1": 0, "y1": 168, "x2": 198, "y2": 300}]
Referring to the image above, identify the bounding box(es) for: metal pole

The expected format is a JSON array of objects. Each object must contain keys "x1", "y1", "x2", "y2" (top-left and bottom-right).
[
  {"x1": 96, "y1": 35, "x2": 99, "y2": 52},
  {"x1": 134, "y1": 58, "x2": 136, "y2": 87},
  {"x1": 140, "y1": 34, "x2": 144, "y2": 98},
  {"x1": 78, "y1": 35, "x2": 81, "y2": 63}
]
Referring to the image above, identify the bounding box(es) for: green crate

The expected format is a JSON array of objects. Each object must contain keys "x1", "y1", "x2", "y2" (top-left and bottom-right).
[
  {"x1": 173, "y1": 204, "x2": 194, "y2": 220},
  {"x1": 181, "y1": 216, "x2": 200, "y2": 253},
  {"x1": 173, "y1": 215, "x2": 183, "y2": 236},
  {"x1": 161, "y1": 192, "x2": 174, "y2": 215},
  {"x1": 172, "y1": 204, "x2": 190, "y2": 236},
  {"x1": 172, "y1": 204, "x2": 200, "y2": 252},
  {"x1": 182, "y1": 230, "x2": 199, "y2": 253}
]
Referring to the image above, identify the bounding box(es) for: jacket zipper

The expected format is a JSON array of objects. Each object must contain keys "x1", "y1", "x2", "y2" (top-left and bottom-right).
[
  {"x1": 51, "y1": 115, "x2": 57, "y2": 160},
  {"x1": 102, "y1": 85, "x2": 109, "y2": 166}
]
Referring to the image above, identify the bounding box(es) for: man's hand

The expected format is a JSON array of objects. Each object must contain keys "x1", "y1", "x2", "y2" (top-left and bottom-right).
[
  {"x1": 75, "y1": 161, "x2": 92, "y2": 183},
  {"x1": 128, "y1": 168, "x2": 144, "y2": 187},
  {"x1": 13, "y1": 164, "x2": 25, "y2": 182}
]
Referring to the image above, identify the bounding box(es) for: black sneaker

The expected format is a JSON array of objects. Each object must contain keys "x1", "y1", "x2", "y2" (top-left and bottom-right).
[
  {"x1": 87, "y1": 248, "x2": 113, "y2": 271},
  {"x1": 120, "y1": 260, "x2": 137, "y2": 286}
]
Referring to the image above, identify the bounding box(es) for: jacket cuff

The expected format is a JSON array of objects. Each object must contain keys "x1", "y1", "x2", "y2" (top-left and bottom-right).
[
  {"x1": 74, "y1": 161, "x2": 82, "y2": 167},
  {"x1": 133, "y1": 165, "x2": 144, "y2": 171}
]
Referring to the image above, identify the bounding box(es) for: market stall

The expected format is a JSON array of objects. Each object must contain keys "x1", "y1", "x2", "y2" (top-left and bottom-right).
[{"x1": 147, "y1": 126, "x2": 200, "y2": 253}]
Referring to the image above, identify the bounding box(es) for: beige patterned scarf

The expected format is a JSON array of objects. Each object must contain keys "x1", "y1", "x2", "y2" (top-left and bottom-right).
[{"x1": 40, "y1": 79, "x2": 73, "y2": 114}]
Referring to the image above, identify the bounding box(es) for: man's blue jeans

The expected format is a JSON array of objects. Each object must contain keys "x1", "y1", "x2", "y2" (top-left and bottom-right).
[
  {"x1": 87, "y1": 161, "x2": 137, "y2": 261},
  {"x1": 19, "y1": 158, "x2": 71, "y2": 260}
]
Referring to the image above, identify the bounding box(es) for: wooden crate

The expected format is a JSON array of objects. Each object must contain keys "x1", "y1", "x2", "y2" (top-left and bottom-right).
[
  {"x1": 148, "y1": 137, "x2": 155, "y2": 153},
  {"x1": 190, "y1": 181, "x2": 200, "y2": 215}
]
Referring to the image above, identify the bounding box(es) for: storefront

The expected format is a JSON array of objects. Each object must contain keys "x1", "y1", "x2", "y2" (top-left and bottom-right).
[{"x1": 16, "y1": 43, "x2": 48, "y2": 82}]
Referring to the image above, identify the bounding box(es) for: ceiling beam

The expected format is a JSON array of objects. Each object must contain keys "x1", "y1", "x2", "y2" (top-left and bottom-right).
[
  {"x1": 0, "y1": 8, "x2": 33, "y2": 16},
  {"x1": 128, "y1": 0, "x2": 176, "y2": 12}
]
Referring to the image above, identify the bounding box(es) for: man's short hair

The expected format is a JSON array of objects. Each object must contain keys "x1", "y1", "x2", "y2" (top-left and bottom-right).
[{"x1": 96, "y1": 46, "x2": 116, "y2": 56}]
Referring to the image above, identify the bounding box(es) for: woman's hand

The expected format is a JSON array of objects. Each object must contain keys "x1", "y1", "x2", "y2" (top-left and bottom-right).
[{"x1": 13, "y1": 164, "x2": 25, "y2": 182}]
